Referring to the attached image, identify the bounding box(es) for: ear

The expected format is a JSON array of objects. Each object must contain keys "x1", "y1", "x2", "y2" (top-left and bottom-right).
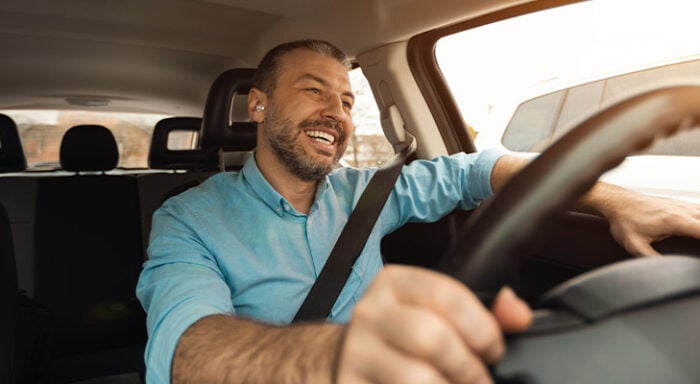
[{"x1": 248, "y1": 88, "x2": 267, "y2": 123}]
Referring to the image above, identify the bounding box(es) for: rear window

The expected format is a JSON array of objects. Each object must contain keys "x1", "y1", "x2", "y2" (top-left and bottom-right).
[
  {"x1": 2, "y1": 110, "x2": 169, "y2": 170},
  {"x1": 2, "y1": 68, "x2": 393, "y2": 172}
]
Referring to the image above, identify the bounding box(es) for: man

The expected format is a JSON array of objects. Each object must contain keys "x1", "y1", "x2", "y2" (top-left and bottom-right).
[{"x1": 137, "y1": 40, "x2": 700, "y2": 383}]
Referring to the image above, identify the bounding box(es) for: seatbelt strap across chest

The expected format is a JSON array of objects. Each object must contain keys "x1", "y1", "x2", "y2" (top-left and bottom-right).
[{"x1": 293, "y1": 135, "x2": 416, "y2": 322}]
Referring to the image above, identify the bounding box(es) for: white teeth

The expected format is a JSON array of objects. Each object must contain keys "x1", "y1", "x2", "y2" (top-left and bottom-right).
[{"x1": 305, "y1": 130, "x2": 335, "y2": 145}]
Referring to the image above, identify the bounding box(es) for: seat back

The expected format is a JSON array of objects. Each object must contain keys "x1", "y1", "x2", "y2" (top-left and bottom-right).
[
  {"x1": 0, "y1": 114, "x2": 37, "y2": 296},
  {"x1": 1, "y1": 202, "x2": 51, "y2": 383},
  {"x1": 33, "y1": 125, "x2": 146, "y2": 382},
  {"x1": 0, "y1": 115, "x2": 27, "y2": 271},
  {"x1": 0, "y1": 203, "x2": 17, "y2": 297},
  {"x1": 0, "y1": 202, "x2": 18, "y2": 383}
]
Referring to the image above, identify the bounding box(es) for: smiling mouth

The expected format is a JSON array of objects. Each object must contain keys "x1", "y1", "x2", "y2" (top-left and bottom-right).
[{"x1": 304, "y1": 130, "x2": 336, "y2": 145}]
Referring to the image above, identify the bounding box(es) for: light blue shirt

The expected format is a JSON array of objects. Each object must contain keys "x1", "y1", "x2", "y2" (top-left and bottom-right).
[{"x1": 136, "y1": 149, "x2": 503, "y2": 383}]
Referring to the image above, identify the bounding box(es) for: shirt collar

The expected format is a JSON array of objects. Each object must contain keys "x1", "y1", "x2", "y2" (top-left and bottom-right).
[{"x1": 241, "y1": 152, "x2": 331, "y2": 217}]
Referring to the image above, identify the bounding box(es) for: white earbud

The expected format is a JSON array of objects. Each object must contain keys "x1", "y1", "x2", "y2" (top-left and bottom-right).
[{"x1": 255, "y1": 104, "x2": 265, "y2": 111}]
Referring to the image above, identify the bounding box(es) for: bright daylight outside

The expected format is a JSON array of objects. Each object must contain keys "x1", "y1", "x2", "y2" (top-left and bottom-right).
[{"x1": 436, "y1": 0, "x2": 700, "y2": 203}]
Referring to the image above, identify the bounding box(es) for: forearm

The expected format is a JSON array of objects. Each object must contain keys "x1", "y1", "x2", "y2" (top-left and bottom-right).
[
  {"x1": 489, "y1": 154, "x2": 528, "y2": 193},
  {"x1": 172, "y1": 314, "x2": 344, "y2": 384},
  {"x1": 573, "y1": 180, "x2": 633, "y2": 218},
  {"x1": 489, "y1": 154, "x2": 628, "y2": 217},
  {"x1": 488, "y1": 153, "x2": 697, "y2": 256}
]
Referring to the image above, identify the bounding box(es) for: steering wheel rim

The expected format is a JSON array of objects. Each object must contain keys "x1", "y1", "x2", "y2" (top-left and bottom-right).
[{"x1": 438, "y1": 85, "x2": 700, "y2": 302}]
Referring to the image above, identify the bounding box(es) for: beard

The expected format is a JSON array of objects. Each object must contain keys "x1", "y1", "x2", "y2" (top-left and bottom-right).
[{"x1": 262, "y1": 104, "x2": 348, "y2": 181}]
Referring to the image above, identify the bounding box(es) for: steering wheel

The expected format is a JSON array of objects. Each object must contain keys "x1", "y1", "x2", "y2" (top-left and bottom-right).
[{"x1": 438, "y1": 86, "x2": 700, "y2": 383}]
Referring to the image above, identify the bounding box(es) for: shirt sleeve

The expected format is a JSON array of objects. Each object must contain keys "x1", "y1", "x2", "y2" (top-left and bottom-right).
[
  {"x1": 384, "y1": 148, "x2": 507, "y2": 230},
  {"x1": 136, "y1": 199, "x2": 236, "y2": 384}
]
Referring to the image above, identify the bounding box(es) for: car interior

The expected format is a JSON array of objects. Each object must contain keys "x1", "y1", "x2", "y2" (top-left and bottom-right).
[{"x1": 1, "y1": 0, "x2": 699, "y2": 383}]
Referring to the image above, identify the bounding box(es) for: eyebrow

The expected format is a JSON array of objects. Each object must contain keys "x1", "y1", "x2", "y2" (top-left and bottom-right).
[{"x1": 296, "y1": 73, "x2": 355, "y2": 101}]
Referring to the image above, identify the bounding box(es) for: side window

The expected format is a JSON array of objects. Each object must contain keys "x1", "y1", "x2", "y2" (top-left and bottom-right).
[
  {"x1": 435, "y1": 0, "x2": 700, "y2": 201},
  {"x1": 343, "y1": 68, "x2": 394, "y2": 167},
  {"x1": 166, "y1": 130, "x2": 198, "y2": 151}
]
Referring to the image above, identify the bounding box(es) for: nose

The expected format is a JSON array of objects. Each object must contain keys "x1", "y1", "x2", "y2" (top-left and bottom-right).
[{"x1": 321, "y1": 94, "x2": 350, "y2": 123}]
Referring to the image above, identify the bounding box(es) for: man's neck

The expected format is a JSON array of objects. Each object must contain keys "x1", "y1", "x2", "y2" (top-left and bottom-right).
[{"x1": 254, "y1": 151, "x2": 318, "y2": 214}]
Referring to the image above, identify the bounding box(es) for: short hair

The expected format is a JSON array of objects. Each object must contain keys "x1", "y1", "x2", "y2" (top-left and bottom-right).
[{"x1": 253, "y1": 39, "x2": 351, "y2": 95}]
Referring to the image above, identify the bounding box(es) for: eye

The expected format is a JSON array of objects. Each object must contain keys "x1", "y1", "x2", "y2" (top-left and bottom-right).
[
  {"x1": 307, "y1": 87, "x2": 321, "y2": 95},
  {"x1": 343, "y1": 101, "x2": 353, "y2": 110}
]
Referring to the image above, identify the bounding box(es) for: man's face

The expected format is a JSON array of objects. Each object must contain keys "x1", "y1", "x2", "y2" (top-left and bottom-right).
[{"x1": 260, "y1": 49, "x2": 355, "y2": 181}]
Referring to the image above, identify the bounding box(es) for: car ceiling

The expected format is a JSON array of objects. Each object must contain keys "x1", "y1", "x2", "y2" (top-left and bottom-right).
[{"x1": 0, "y1": 0, "x2": 526, "y2": 116}]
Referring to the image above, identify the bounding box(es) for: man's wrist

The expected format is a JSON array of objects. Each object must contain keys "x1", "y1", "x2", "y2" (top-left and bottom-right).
[{"x1": 577, "y1": 181, "x2": 631, "y2": 219}]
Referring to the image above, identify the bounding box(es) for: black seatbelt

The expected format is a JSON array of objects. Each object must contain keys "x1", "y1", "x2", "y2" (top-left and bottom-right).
[{"x1": 294, "y1": 135, "x2": 417, "y2": 322}]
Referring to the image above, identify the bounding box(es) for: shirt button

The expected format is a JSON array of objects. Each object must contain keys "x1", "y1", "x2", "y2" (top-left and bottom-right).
[
  {"x1": 284, "y1": 204, "x2": 291, "y2": 211},
  {"x1": 308, "y1": 219, "x2": 313, "y2": 225}
]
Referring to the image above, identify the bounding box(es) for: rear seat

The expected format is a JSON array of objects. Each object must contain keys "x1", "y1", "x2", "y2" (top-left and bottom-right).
[
  {"x1": 33, "y1": 125, "x2": 146, "y2": 383},
  {"x1": 1, "y1": 201, "x2": 21, "y2": 382},
  {"x1": 0, "y1": 67, "x2": 258, "y2": 383},
  {"x1": 1, "y1": 200, "x2": 51, "y2": 384},
  {"x1": 0, "y1": 113, "x2": 38, "y2": 297}
]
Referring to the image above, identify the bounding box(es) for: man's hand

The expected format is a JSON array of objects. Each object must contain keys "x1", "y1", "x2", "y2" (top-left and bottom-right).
[
  {"x1": 491, "y1": 154, "x2": 700, "y2": 258},
  {"x1": 581, "y1": 183, "x2": 700, "y2": 257},
  {"x1": 335, "y1": 265, "x2": 532, "y2": 384},
  {"x1": 171, "y1": 266, "x2": 530, "y2": 384}
]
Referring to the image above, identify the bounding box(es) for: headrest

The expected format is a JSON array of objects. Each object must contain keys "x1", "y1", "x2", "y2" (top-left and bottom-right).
[
  {"x1": 148, "y1": 117, "x2": 218, "y2": 171},
  {"x1": 200, "y1": 68, "x2": 258, "y2": 152},
  {"x1": 60, "y1": 125, "x2": 118, "y2": 172},
  {"x1": 0, "y1": 113, "x2": 27, "y2": 173}
]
